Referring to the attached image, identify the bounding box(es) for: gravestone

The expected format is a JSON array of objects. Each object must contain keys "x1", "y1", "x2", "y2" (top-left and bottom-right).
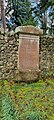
[{"x1": 15, "y1": 26, "x2": 43, "y2": 81}]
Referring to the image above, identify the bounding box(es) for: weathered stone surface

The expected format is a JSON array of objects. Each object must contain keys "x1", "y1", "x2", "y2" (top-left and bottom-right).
[
  {"x1": 0, "y1": 28, "x2": 19, "y2": 81},
  {"x1": 15, "y1": 26, "x2": 43, "y2": 35},
  {"x1": 19, "y1": 34, "x2": 39, "y2": 71},
  {"x1": 40, "y1": 36, "x2": 54, "y2": 78},
  {"x1": 10, "y1": 30, "x2": 15, "y2": 36},
  {"x1": 18, "y1": 70, "x2": 40, "y2": 82}
]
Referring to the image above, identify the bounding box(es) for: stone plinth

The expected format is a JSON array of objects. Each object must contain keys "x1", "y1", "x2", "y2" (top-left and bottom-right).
[{"x1": 15, "y1": 26, "x2": 43, "y2": 81}]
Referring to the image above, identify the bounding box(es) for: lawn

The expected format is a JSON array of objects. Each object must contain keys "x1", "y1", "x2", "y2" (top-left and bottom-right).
[{"x1": 0, "y1": 79, "x2": 54, "y2": 120}]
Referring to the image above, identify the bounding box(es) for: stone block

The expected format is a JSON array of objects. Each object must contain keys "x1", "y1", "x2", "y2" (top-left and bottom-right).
[{"x1": 15, "y1": 25, "x2": 43, "y2": 35}]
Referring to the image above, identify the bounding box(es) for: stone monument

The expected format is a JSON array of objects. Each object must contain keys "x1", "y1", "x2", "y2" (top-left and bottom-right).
[{"x1": 15, "y1": 26, "x2": 43, "y2": 82}]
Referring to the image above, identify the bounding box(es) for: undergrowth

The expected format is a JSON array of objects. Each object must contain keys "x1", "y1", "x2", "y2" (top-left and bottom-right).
[
  {"x1": 0, "y1": 79, "x2": 54, "y2": 120},
  {"x1": 2, "y1": 95, "x2": 19, "y2": 120}
]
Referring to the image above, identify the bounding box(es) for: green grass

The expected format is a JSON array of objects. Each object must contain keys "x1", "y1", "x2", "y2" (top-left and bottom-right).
[{"x1": 0, "y1": 79, "x2": 54, "y2": 120}]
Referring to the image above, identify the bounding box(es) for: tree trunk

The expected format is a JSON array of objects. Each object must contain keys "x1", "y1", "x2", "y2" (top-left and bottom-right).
[{"x1": 0, "y1": 0, "x2": 6, "y2": 29}]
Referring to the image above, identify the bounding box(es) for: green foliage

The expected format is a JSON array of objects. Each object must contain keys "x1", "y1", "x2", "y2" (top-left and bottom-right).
[
  {"x1": 46, "y1": 72, "x2": 54, "y2": 77},
  {"x1": 22, "y1": 16, "x2": 38, "y2": 26},
  {"x1": 46, "y1": 80, "x2": 54, "y2": 87},
  {"x1": 5, "y1": 0, "x2": 37, "y2": 29},
  {"x1": 0, "y1": 79, "x2": 54, "y2": 120},
  {"x1": 33, "y1": 0, "x2": 54, "y2": 35},
  {"x1": 2, "y1": 95, "x2": 19, "y2": 120},
  {"x1": 48, "y1": 6, "x2": 54, "y2": 35},
  {"x1": 25, "y1": 111, "x2": 46, "y2": 120}
]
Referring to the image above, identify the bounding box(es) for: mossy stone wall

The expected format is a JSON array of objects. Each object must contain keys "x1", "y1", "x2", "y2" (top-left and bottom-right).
[
  {"x1": 40, "y1": 36, "x2": 54, "y2": 78},
  {"x1": 0, "y1": 29, "x2": 19, "y2": 80},
  {"x1": 0, "y1": 27, "x2": 54, "y2": 81}
]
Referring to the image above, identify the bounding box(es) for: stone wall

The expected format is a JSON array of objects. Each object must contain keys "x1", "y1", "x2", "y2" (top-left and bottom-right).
[
  {"x1": 0, "y1": 29, "x2": 19, "y2": 80},
  {"x1": 0, "y1": 27, "x2": 54, "y2": 81},
  {"x1": 40, "y1": 36, "x2": 54, "y2": 78}
]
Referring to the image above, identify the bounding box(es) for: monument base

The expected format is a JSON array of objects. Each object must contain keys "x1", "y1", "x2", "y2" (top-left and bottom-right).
[{"x1": 18, "y1": 69, "x2": 40, "y2": 82}]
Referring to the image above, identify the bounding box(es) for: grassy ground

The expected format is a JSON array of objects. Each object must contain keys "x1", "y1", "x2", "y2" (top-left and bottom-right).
[{"x1": 0, "y1": 79, "x2": 54, "y2": 120}]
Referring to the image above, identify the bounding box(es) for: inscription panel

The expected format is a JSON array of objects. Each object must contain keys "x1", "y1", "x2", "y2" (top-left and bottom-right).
[{"x1": 19, "y1": 34, "x2": 39, "y2": 71}]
